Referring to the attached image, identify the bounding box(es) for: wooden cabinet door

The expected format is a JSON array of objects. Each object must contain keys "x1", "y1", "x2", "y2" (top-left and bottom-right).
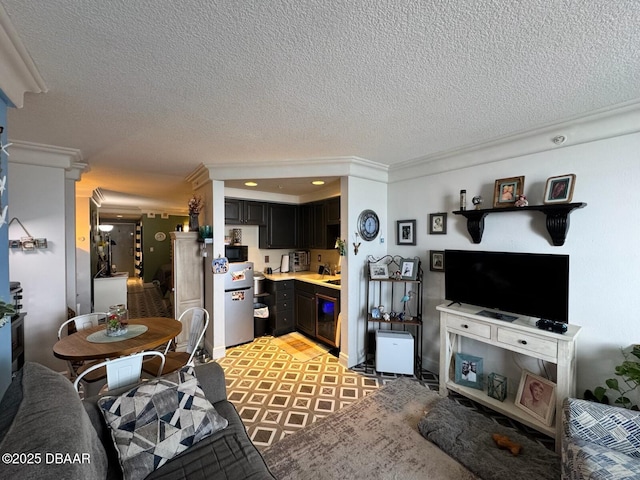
[
  {"x1": 244, "y1": 201, "x2": 266, "y2": 225},
  {"x1": 225, "y1": 199, "x2": 243, "y2": 224},
  {"x1": 260, "y1": 203, "x2": 298, "y2": 249},
  {"x1": 295, "y1": 290, "x2": 316, "y2": 336}
]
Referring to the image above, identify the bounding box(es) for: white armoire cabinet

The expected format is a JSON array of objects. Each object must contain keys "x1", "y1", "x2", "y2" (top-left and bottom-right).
[{"x1": 170, "y1": 232, "x2": 204, "y2": 348}]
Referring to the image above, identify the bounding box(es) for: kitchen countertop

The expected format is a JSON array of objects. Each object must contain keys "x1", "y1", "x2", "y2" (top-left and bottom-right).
[{"x1": 262, "y1": 271, "x2": 341, "y2": 290}]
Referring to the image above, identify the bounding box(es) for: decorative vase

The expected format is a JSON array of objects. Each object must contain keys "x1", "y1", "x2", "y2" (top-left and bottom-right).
[
  {"x1": 106, "y1": 305, "x2": 129, "y2": 336},
  {"x1": 189, "y1": 212, "x2": 199, "y2": 231}
]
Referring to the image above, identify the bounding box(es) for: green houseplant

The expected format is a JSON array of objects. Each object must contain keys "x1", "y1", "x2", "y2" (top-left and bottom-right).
[
  {"x1": 0, "y1": 300, "x2": 16, "y2": 329},
  {"x1": 585, "y1": 345, "x2": 640, "y2": 410}
]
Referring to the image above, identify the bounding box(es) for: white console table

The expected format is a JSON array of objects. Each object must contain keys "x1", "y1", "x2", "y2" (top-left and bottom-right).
[{"x1": 437, "y1": 303, "x2": 581, "y2": 453}]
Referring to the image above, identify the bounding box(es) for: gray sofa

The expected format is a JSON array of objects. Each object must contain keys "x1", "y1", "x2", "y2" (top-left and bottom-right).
[
  {"x1": 0, "y1": 361, "x2": 276, "y2": 480},
  {"x1": 562, "y1": 397, "x2": 640, "y2": 479}
]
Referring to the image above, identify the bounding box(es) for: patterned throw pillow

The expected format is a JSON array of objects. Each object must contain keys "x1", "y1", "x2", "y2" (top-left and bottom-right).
[{"x1": 98, "y1": 366, "x2": 228, "y2": 480}]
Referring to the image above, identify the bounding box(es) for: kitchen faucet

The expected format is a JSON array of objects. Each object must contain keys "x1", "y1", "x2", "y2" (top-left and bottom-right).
[{"x1": 321, "y1": 263, "x2": 331, "y2": 277}]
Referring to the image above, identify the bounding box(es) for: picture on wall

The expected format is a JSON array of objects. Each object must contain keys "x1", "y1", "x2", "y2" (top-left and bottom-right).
[
  {"x1": 400, "y1": 257, "x2": 419, "y2": 280},
  {"x1": 515, "y1": 370, "x2": 556, "y2": 426},
  {"x1": 454, "y1": 353, "x2": 483, "y2": 390},
  {"x1": 396, "y1": 219, "x2": 416, "y2": 245},
  {"x1": 429, "y1": 250, "x2": 444, "y2": 272},
  {"x1": 543, "y1": 174, "x2": 576, "y2": 204},
  {"x1": 493, "y1": 176, "x2": 525, "y2": 208},
  {"x1": 429, "y1": 213, "x2": 447, "y2": 234}
]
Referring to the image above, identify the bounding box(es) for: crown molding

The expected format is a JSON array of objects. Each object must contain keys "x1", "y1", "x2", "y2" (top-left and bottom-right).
[
  {"x1": 0, "y1": 5, "x2": 47, "y2": 108},
  {"x1": 389, "y1": 100, "x2": 640, "y2": 182},
  {"x1": 7, "y1": 140, "x2": 83, "y2": 169},
  {"x1": 189, "y1": 156, "x2": 388, "y2": 184}
]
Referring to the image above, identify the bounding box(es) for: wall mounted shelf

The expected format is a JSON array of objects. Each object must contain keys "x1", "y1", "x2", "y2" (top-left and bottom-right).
[{"x1": 453, "y1": 202, "x2": 587, "y2": 246}]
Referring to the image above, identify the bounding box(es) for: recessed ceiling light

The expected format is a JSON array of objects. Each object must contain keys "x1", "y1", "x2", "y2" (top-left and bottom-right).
[
  {"x1": 312, "y1": 180, "x2": 325, "y2": 186},
  {"x1": 244, "y1": 181, "x2": 258, "y2": 187}
]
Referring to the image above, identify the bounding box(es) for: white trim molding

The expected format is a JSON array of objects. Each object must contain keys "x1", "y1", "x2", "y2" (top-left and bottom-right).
[
  {"x1": 389, "y1": 100, "x2": 640, "y2": 183},
  {"x1": 0, "y1": 4, "x2": 47, "y2": 108}
]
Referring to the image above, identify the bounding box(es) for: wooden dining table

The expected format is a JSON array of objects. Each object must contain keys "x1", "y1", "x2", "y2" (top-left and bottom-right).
[{"x1": 53, "y1": 317, "x2": 182, "y2": 361}]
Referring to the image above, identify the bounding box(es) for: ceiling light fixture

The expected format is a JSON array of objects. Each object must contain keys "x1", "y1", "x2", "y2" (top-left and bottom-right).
[
  {"x1": 98, "y1": 224, "x2": 114, "y2": 232},
  {"x1": 312, "y1": 180, "x2": 325, "y2": 186},
  {"x1": 244, "y1": 181, "x2": 258, "y2": 187}
]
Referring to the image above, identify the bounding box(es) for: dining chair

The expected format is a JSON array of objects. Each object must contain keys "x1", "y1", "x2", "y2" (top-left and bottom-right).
[
  {"x1": 142, "y1": 307, "x2": 209, "y2": 377},
  {"x1": 57, "y1": 312, "x2": 109, "y2": 381},
  {"x1": 73, "y1": 351, "x2": 166, "y2": 395}
]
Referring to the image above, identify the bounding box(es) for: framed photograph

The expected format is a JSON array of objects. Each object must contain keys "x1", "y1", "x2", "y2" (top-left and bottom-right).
[
  {"x1": 400, "y1": 257, "x2": 419, "y2": 280},
  {"x1": 430, "y1": 250, "x2": 444, "y2": 272},
  {"x1": 493, "y1": 176, "x2": 525, "y2": 208},
  {"x1": 544, "y1": 174, "x2": 576, "y2": 204},
  {"x1": 369, "y1": 261, "x2": 389, "y2": 280},
  {"x1": 515, "y1": 370, "x2": 556, "y2": 426},
  {"x1": 429, "y1": 213, "x2": 447, "y2": 234},
  {"x1": 396, "y1": 219, "x2": 416, "y2": 245},
  {"x1": 454, "y1": 353, "x2": 483, "y2": 390}
]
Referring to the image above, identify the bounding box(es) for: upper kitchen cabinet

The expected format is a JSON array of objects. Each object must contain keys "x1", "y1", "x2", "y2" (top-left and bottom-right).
[
  {"x1": 325, "y1": 196, "x2": 340, "y2": 225},
  {"x1": 298, "y1": 197, "x2": 340, "y2": 250},
  {"x1": 259, "y1": 203, "x2": 298, "y2": 249},
  {"x1": 225, "y1": 198, "x2": 266, "y2": 225}
]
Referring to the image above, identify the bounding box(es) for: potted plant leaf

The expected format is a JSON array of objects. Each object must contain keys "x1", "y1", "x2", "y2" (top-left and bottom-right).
[{"x1": 585, "y1": 344, "x2": 640, "y2": 410}]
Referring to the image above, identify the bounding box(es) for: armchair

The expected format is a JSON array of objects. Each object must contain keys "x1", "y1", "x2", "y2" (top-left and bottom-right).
[{"x1": 562, "y1": 397, "x2": 640, "y2": 479}]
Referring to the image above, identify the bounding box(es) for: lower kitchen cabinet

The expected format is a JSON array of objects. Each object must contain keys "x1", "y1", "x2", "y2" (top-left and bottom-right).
[
  {"x1": 294, "y1": 281, "x2": 340, "y2": 348},
  {"x1": 295, "y1": 281, "x2": 316, "y2": 336},
  {"x1": 264, "y1": 279, "x2": 295, "y2": 336}
]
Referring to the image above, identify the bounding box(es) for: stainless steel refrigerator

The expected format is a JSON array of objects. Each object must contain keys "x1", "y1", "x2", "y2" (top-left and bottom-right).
[{"x1": 224, "y1": 261, "x2": 255, "y2": 347}]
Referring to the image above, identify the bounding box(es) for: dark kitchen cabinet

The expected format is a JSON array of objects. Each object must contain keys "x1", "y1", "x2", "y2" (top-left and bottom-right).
[
  {"x1": 264, "y1": 279, "x2": 295, "y2": 336},
  {"x1": 326, "y1": 196, "x2": 340, "y2": 224},
  {"x1": 293, "y1": 281, "x2": 340, "y2": 348},
  {"x1": 225, "y1": 198, "x2": 266, "y2": 225},
  {"x1": 295, "y1": 281, "x2": 316, "y2": 336},
  {"x1": 259, "y1": 203, "x2": 298, "y2": 249}
]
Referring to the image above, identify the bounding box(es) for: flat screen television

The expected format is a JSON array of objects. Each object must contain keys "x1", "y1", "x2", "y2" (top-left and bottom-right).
[{"x1": 444, "y1": 250, "x2": 569, "y2": 323}]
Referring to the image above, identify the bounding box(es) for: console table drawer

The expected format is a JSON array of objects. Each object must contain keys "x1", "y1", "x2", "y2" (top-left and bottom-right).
[
  {"x1": 497, "y1": 328, "x2": 557, "y2": 358},
  {"x1": 447, "y1": 316, "x2": 491, "y2": 339}
]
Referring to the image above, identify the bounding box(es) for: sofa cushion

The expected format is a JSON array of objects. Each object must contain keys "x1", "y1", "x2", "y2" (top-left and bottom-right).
[
  {"x1": 97, "y1": 366, "x2": 228, "y2": 480},
  {"x1": 0, "y1": 362, "x2": 108, "y2": 480},
  {"x1": 563, "y1": 437, "x2": 640, "y2": 480}
]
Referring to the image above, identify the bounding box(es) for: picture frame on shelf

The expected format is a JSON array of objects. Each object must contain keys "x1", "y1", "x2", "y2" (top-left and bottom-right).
[
  {"x1": 454, "y1": 353, "x2": 483, "y2": 390},
  {"x1": 429, "y1": 213, "x2": 447, "y2": 234},
  {"x1": 515, "y1": 370, "x2": 556, "y2": 426},
  {"x1": 543, "y1": 173, "x2": 576, "y2": 204},
  {"x1": 429, "y1": 250, "x2": 444, "y2": 272},
  {"x1": 369, "y1": 261, "x2": 389, "y2": 280},
  {"x1": 396, "y1": 219, "x2": 417, "y2": 245},
  {"x1": 400, "y1": 257, "x2": 419, "y2": 280},
  {"x1": 493, "y1": 175, "x2": 525, "y2": 208}
]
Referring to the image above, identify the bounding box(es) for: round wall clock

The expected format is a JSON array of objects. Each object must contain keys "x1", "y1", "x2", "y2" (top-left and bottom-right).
[
  {"x1": 358, "y1": 209, "x2": 380, "y2": 241},
  {"x1": 154, "y1": 232, "x2": 167, "y2": 241}
]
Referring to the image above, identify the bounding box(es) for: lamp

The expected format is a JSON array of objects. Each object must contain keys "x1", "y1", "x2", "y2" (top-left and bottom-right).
[{"x1": 98, "y1": 224, "x2": 114, "y2": 232}]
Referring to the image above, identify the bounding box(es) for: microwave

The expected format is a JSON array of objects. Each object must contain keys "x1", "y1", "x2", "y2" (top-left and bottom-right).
[{"x1": 225, "y1": 245, "x2": 248, "y2": 263}]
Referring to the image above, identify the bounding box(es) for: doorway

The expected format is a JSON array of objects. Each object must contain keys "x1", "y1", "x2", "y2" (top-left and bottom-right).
[{"x1": 108, "y1": 223, "x2": 136, "y2": 276}]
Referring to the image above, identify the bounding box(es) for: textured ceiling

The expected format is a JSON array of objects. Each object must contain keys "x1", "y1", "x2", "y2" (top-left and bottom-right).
[{"x1": 2, "y1": 1, "x2": 640, "y2": 211}]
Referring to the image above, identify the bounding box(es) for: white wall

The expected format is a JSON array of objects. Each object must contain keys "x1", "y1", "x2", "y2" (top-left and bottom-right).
[
  {"x1": 8, "y1": 162, "x2": 68, "y2": 370},
  {"x1": 388, "y1": 128, "x2": 640, "y2": 397}
]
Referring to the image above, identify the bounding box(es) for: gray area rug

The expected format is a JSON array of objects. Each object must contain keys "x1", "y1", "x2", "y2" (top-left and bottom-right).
[
  {"x1": 418, "y1": 397, "x2": 560, "y2": 480},
  {"x1": 262, "y1": 378, "x2": 478, "y2": 480}
]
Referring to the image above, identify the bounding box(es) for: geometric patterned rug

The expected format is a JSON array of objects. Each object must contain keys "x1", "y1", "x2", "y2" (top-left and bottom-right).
[
  {"x1": 270, "y1": 332, "x2": 329, "y2": 362},
  {"x1": 127, "y1": 279, "x2": 171, "y2": 318},
  {"x1": 215, "y1": 336, "x2": 396, "y2": 451}
]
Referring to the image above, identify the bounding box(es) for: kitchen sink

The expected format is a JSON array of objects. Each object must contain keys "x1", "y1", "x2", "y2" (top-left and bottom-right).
[{"x1": 324, "y1": 279, "x2": 341, "y2": 285}]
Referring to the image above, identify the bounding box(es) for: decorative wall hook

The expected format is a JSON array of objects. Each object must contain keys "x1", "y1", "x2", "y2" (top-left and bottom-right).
[{"x1": 353, "y1": 232, "x2": 361, "y2": 255}]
